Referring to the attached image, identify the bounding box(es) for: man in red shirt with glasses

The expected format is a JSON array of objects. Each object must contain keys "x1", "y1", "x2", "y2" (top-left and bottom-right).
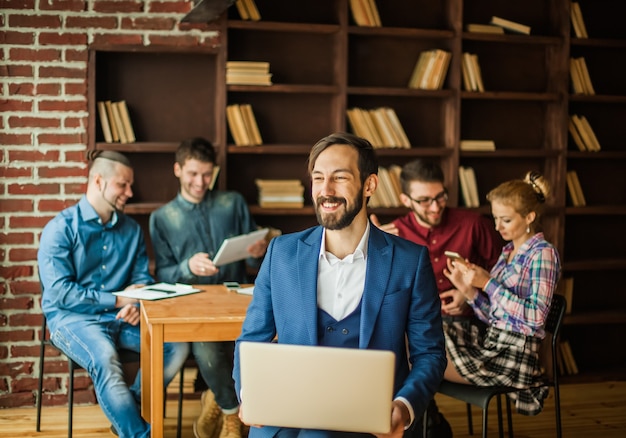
[{"x1": 371, "y1": 159, "x2": 503, "y2": 437}]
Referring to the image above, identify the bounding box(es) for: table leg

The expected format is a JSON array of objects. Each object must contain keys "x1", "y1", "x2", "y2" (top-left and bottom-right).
[
  {"x1": 150, "y1": 323, "x2": 164, "y2": 438},
  {"x1": 140, "y1": 305, "x2": 151, "y2": 422}
]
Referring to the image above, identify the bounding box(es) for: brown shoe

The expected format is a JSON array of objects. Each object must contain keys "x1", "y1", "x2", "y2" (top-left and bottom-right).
[
  {"x1": 193, "y1": 390, "x2": 224, "y2": 438},
  {"x1": 219, "y1": 412, "x2": 242, "y2": 438}
]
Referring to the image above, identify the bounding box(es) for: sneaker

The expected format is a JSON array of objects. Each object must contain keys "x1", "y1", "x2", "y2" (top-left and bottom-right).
[
  {"x1": 219, "y1": 412, "x2": 243, "y2": 438},
  {"x1": 193, "y1": 390, "x2": 224, "y2": 438}
]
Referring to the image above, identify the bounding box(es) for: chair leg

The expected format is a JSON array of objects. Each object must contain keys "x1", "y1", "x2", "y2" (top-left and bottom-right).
[
  {"x1": 554, "y1": 383, "x2": 562, "y2": 438},
  {"x1": 177, "y1": 366, "x2": 185, "y2": 438},
  {"x1": 466, "y1": 402, "x2": 474, "y2": 435},
  {"x1": 36, "y1": 343, "x2": 46, "y2": 432},
  {"x1": 482, "y1": 404, "x2": 489, "y2": 438},
  {"x1": 68, "y1": 361, "x2": 75, "y2": 438},
  {"x1": 496, "y1": 395, "x2": 504, "y2": 438},
  {"x1": 505, "y1": 396, "x2": 513, "y2": 438}
]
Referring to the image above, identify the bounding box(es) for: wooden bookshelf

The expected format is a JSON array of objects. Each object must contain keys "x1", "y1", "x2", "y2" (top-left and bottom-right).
[{"x1": 86, "y1": 0, "x2": 626, "y2": 382}]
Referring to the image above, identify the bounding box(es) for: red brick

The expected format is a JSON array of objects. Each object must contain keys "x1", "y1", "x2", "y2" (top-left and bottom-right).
[
  {"x1": 149, "y1": 1, "x2": 191, "y2": 13},
  {"x1": 9, "y1": 248, "x2": 38, "y2": 262},
  {"x1": 39, "y1": 0, "x2": 86, "y2": 12},
  {"x1": 8, "y1": 183, "x2": 60, "y2": 196},
  {"x1": 91, "y1": 33, "x2": 143, "y2": 46},
  {"x1": 0, "y1": 329, "x2": 34, "y2": 342},
  {"x1": 9, "y1": 215, "x2": 53, "y2": 229},
  {"x1": 1, "y1": 0, "x2": 36, "y2": 10},
  {"x1": 8, "y1": 116, "x2": 60, "y2": 129},
  {"x1": 65, "y1": 81, "x2": 87, "y2": 95},
  {"x1": 39, "y1": 32, "x2": 88, "y2": 46},
  {"x1": 8, "y1": 14, "x2": 62, "y2": 29},
  {"x1": 0, "y1": 232, "x2": 34, "y2": 245},
  {"x1": 0, "y1": 30, "x2": 35, "y2": 45},
  {"x1": 0, "y1": 266, "x2": 33, "y2": 280},
  {"x1": 11, "y1": 376, "x2": 40, "y2": 392},
  {"x1": 1, "y1": 99, "x2": 33, "y2": 111},
  {"x1": 10, "y1": 344, "x2": 40, "y2": 358},
  {"x1": 8, "y1": 282, "x2": 41, "y2": 297},
  {"x1": 39, "y1": 65, "x2": 85, "y2": 79},
  {"x1": 36, "y1": 83, "x2": 61, "y2": 95},
  {"x1": 2, "y1": 64, "x2": 34, "y2": 77},
  {"x1": 9, "y1": 47, "x2": 61, "y2": 62},
  {"x1": 65, "y1": 182, "x2": 87, "y2": 194},
  {"x1": 38, "y1": 100, "x2": 86, "y2": 113},
  {"x1": 65, "y1": 48, "x2": 88, "y2": 62},
  {"x1": 0, "y1": 198, "x2": 33, "y2": 213},
  {"x1": 0, "y1": 379, "x2": 7, "y2": 392},
  {"x1": 9, "y1": 149, "x2": 60, "y2": 162},
  {"x1": 0, "y1": 392, "x2": 35, "y2": 408},
  {"x1": 64, "y1": 116, "x2": 87, "y2": 128},
  {"x1": 65, "y1": 150, "x2": 87, "y2": 162},
  {"x1": 94, "y1": 0, "x2": 143, "y2": 13},
  {"x1": 66, "y1": 16, "x2": 117, "y2": 29},
  {"x1": 38, "y1": 166, "x2": 86, "y2": 178},
  {"x1": 0, "y1": 133, "x2": 32, "y2": 145},
  {"x1": 8, "y1": 82, "x2": 34, "y2": 96},
  {"x1": 149, "y1": 34, "x2": 201, "y2": 47},
  {"x1": 121, "y1": 16, "x2": 175, "y2": 30},
  {"x1": 38, "y1": 132, "x2": 85, "y2": 144},
  {"x1": 0, "y1": 166, "x2": 32, "y2": 178}
]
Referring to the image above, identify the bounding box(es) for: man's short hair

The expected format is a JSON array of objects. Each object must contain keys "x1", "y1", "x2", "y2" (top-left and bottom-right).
[{"x1": 176, "y1": 137, "x2": 217, "y2": 167}]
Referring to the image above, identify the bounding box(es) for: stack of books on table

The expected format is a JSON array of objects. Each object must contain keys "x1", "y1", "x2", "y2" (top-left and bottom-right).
[
  {"x1": 255, "y1": 179, "x2": 305, "y2": 209},
  {"x1": 226, "y1": 61, "x2": 272, "y2": 86},
  {"x1": 96, "y1": 100, "x2": 136, "y2": 144}
]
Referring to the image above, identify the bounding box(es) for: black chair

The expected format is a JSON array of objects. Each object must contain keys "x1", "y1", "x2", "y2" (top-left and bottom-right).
[
  {"x1": 431, "y1": 294, "x2": 566, "y2": 438},
  {"x1": 35, "y1": 314, "x2": 141, "y2": 437}
]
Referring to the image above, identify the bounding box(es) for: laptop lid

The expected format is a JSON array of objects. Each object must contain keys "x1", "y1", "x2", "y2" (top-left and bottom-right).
[{"x1": 239, "y1": 342, "x2": 395, "y2": 434}]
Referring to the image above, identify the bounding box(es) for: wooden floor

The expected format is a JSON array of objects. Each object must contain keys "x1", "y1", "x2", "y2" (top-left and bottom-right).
[{"x1": 1, "y1": 371, "x2": 625, "y2": 437}]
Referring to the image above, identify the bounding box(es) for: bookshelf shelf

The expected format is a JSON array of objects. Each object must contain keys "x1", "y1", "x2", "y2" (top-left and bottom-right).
[
  {"x1": 461, "y1": 91, "x2": 560, "y2": 101},
  {"x1": 564, "y1": 310, "x2": 626, "y2": 326}
]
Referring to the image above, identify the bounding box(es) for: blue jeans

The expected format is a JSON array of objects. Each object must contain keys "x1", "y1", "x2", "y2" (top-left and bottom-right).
[
  {"x1": 51, "y1": 313, "x2": 189, "y2": 438},
  {"x1": 192, "y1": 341, "x2": 239, "y2": 410}
]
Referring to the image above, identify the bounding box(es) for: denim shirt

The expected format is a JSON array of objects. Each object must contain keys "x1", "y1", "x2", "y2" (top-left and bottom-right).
[
  {"x1": 38, "y1": 196, "x2": 153, "y2": 333},
  {"x1": 149, "y1": 190, "x2": 261, "y2": 285}
]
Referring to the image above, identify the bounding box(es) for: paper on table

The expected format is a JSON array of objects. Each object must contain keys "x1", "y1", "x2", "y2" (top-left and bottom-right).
[
  {"x1": 235, "y1": 286, "x2": 254, "y2": 296},
  {"x1": 113, "y1": 282, "x2": 202, "y2": 300}
]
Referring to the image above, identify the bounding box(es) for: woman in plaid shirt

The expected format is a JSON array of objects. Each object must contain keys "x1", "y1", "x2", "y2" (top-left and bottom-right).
[{"x1": 441, "y1": 171, "x2": 561, "y2": 416}]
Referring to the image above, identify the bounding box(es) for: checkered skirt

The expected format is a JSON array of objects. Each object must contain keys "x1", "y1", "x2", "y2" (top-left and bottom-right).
[{"x1": 443, "y1": 319, "x2": 548, "y2": 416}]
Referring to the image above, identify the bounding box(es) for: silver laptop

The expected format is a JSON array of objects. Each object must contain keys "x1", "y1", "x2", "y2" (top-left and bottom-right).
[{"x1": 239, "y1": 342, "x2": 395, "y2": 434}]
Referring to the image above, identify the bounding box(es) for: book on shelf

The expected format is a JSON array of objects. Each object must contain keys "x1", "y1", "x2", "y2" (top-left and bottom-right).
[
  {"x1": 234, "y1": 0, "x2": 249, "y2": 20},
  {"x1": 576, "y1": 57, "x2": 595, "y2": 95},
  {"x1": 568, "y1": 117, "x2": 587, "y2": 152},
  {"x1": 239, "y1": 104, "x2": 263, "y2": 145},
  {"x1": 226, "y1": 104, "x2": 251, "y2": 146},
  {"x1": 346, "y1": 107, "x2": 410, "y2": 149},
  {"x1": 570, "y1": 2, "x2": 588, "y2": 38},
  {"x1": 555, "y1": 277, "x2": 574, "y2": 315},
  {"x1": 226, "y1": 61, "x2": 272, "y2": 86},
  {"x1": 109, "y1": 101, "x2": 128, "y2": 144},
  {"x1": 348, "y1": 0, "x2": 381, "y2": 27},
  {"x1": 408, "y1": 49, "x2": 451, "y2": 90},
  {"x1": 115, "y1": 100, "x2": 136, "y2": 143},
  {"x1": 460, "y1": 140, "x2": 496, "y2": 151},
  {"x1": 237, "y1": 0, "x2": 260, "y2": 21},
  {"x1": 378, "y1": 166, "x2": 403, "y2": 208},
  {"x1": 559, "y1": 340, "x2": 579, "y2": 375},
  {"x1": 566, "y1": 170, "x2": 586, "y2": 206},
  {"x1": 462, "y1": 53, "x2": 484, "y2": 92},
  {"x1": 490, "y1": 16, "x2": 531, "y2": 35},
  {"x1": 226, "y1": 61, "x2": 270, "y2": 71},
  {"x1": 209, "y1": 165, "x2": 220, "y2": 190},
  {"x1": 458, "y1": 166, "x2": 480, "y2": 208},
  {"x1": 466, "y1": 23, "x2": 505, "y2": 34},
  {"x1": 570, "y1": 114, "x2": 601, "y2": 152},
  {"x1": 103, "y1": 100, "x2": 120, "y2": 142},
  {"x1": 381, "y1": 107, "x2": 410, "y2": 148},
  {"x1": 255, "y1": 179, "x2": 304, "y2": 209},
  {"x1": 569, "y1": 58, "x2": 586, "y2": 94},
  {"x1": 97, "y1": 101, "x2": 113, "y2": 143}
]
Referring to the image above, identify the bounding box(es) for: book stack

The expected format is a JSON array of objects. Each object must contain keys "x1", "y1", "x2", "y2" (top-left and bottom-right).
[
  {"x1": 568, "y1": 114, "x2": 601, "y2": 152},
  {"x1": 566, "y1": 170, "x2": 586, "y2": 206},
  {"x1": 234, "y1": 0, "x2": 260, "y2": 21},
  {"x1": 97, "y1": 100, "x2": 136, "y2": 144},
  {"x1": 466, "y1": 23, "x2": 504, "y2": 34},
  {"x1": 255, "y1": 179, "x2": 304, "y2": 209},
  {"x1": 348, "y1": 0, "x2": 381, "y2": 27},
  {"x1": 461, "y1": 53, "x2": 485, "y2": 92},
  {"x1": 490, "y1": 16, "x2": 531, "y2": 35},
  {"x1": 458, "y1": 166, "x2": 480, "y2": 208},
  {"x1": 346, "y1": 107, "x2": 410, "y2": 149},
  {"x1": 460, "y1": 140, "x2": 496, "y2": 152},
  {"x1": 209, "y1": 166, "x2": 220, "y2": 191},
  {"x1": 408, "y1": 49, "x2": 452, "y2": 90},
  {"x1": 226, "y1": 61, "x2": 272, "y2": 86},
  {"x1": 555, "y1": 277, "x2": 574, "y2": 315},
  {"x1": 570, "y1": 2, "x2": 588, "y2": 38},
  {"x1": 226, "y1": 103, "x2": 263, "y2": 146},
  {"x1": 558, "y1": 340, "x2": 579, "y2": 375},
  {"x1": 569, "y1": 57, "x2": 595, "y2": 95},
  {"x1": 368, "y1": 165, "x2": 403, "y2": 208}
]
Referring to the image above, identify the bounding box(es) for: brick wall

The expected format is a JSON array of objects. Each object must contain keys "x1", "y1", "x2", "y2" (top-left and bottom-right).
[{"x1": 0, "y1": 0, "x2": 220, "y2": 409}]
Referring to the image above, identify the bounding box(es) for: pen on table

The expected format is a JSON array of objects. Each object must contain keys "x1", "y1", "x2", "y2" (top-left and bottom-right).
[{"x1": 144, "y1": 287, "x2": 176, "y2": 294}]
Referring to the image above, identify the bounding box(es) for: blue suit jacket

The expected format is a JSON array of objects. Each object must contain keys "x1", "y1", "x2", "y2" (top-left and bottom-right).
[{"x1": 233, "y1": 224, "x2": 446, "y2": 437}]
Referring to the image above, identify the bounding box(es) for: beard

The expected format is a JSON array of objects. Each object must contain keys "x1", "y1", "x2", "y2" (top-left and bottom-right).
[
  {"x1": 315, "y1": 191, "x2": 364, "y2": 231},
  {"x1": 411, "y1": 204, "x2": 443, "y2": 228}
]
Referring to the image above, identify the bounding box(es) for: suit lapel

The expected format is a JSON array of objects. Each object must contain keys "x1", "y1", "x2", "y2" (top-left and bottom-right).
[
  {"x1": 297, "y1": 227, "x2": 323, "y2": 345},
  {"x1": 360, "y1": 226, "x2": 393, "y2": 348}
]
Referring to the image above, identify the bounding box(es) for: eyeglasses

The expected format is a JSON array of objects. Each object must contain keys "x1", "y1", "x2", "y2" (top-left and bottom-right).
[{"x1": 407, "y1": 190, "x2": 448, "y2": 207}]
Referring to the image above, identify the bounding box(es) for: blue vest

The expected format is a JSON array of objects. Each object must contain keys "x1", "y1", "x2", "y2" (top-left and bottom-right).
[{"x1": 317, "y1": 301, "x2": 362, "y2": 348}]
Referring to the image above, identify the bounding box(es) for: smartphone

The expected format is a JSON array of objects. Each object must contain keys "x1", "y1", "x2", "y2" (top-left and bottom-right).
[
  {"x1": 223, "y1": 281, "x2": 240, "y2": 290},
  {"x1": 444, "y1": 251, "x2": 467, "y2": 266}
]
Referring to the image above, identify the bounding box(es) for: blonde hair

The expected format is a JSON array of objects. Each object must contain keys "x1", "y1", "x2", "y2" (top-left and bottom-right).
[{"x1": 486, "y1": 171, "x2": 550, "y2": 232}]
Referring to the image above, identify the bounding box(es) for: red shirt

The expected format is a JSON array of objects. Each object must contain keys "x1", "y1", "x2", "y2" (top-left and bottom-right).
[{"x1": 393, "y1": 208, "x2": 504, "y2": 315}]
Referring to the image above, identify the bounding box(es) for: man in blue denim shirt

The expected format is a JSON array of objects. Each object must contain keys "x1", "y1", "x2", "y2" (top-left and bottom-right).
[
  {"x1": 38, "y1": 151, "x2": 189, "y2": 438},
  {"x1": 149, "y1": 137, "x2": 267, "y2": 438}
]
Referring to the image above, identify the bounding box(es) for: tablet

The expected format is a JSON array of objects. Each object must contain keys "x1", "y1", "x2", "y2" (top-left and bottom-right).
[{"x1": 212, "y1": 228, "x2": 269, "y2": 266}]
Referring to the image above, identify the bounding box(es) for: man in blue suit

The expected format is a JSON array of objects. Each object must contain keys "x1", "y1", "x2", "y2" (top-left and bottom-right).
[{"x1": 233, "y1": 132, "x2": 447, "y2": 438}]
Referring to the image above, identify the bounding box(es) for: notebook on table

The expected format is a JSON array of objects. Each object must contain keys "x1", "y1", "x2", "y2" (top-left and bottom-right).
[{"x1": 239, "y1": 341, "x2": 396, "y2": 434}]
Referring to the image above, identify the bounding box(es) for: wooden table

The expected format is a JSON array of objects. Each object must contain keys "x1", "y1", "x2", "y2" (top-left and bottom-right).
[{"x1": 140, "y1": 285, "x2": 252, "y2": 438}]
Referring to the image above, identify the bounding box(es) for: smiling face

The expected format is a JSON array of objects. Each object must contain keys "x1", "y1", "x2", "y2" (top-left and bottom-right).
[
  {"x1": 400, "y1": 180, "x2": 448, "y2": 228},
  {"x1": 175, "y1": 158, "x2": 215, "y2": 204},
  {"x1": 311, "y1": 144, "x2": 372, "y2": 230}
]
